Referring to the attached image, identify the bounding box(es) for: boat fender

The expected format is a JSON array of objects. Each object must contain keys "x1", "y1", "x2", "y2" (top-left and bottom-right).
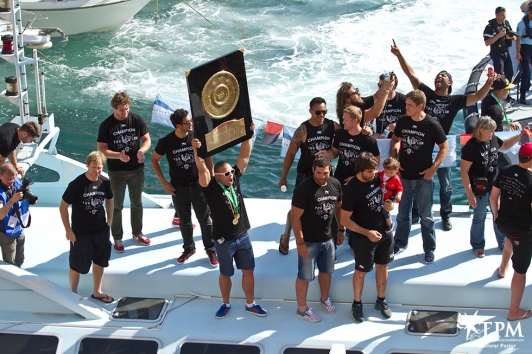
[{"x1": 27, "y1": 41, "x2": 53, "y2": 49}]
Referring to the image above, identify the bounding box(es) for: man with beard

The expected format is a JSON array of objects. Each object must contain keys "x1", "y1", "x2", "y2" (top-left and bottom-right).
[
  {"x1": 391, "y1": 39, "x2": 494, "y2": 231},
  {"x1": 340, "y1": 152, "x2": 395, "y2": 323},
  {"x1": 292, "y1": 157, "x2": 343, "y2": 322},
  {"x1": 0, "y1": 121, "x2": 40, "y2": 176},
  {"x1": 335, "y1": 81, "x2": 392, "y2": 128},
  {"x1": 390, "y1": 90, "x2": 448, "y2": 264},
  {"x1": 151, "y1": 109, "x2": 218, "y2": 267},
  {"x1": 277, "y1": 97, "x2": 340, "y2": 255}
]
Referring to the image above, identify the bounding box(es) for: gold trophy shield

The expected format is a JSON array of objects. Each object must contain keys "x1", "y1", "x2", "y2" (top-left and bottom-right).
[{"x1": 186, "y1": 49, "x2": 253, "y2": 158}]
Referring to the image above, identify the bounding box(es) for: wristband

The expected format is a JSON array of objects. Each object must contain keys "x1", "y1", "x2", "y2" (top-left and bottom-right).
[
  {"x1": 338, "y1": 229, "x2": 345, "y2": 232},
  {"x1": 297, "y1": 242, "x2": 304, "y2": 246}
]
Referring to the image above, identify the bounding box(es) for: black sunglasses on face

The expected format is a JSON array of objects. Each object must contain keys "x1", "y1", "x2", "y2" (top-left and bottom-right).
[{"x1": 312, "y1": 109, "x2": 328, "y2": 116}]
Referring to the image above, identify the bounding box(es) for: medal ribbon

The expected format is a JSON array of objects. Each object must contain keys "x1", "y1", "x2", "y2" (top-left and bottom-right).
[
  {"x1": 490, "y1": 92, "x2": 511, "y2": 127},
  {"x1": 217, "y1": 182, "x2": 240, "y2": 214}
]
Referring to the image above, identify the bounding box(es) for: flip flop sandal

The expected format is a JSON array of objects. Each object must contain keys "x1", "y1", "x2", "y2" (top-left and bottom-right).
[
  {"x1": 91, "y1": 294, "x2": 114, "y2": 304},
  {"x1": 507, "y1": 309, "x2": 532, "y2": 321},
  {"x1": 278, "y1": 234, "x2": 289, "y2": 255}
]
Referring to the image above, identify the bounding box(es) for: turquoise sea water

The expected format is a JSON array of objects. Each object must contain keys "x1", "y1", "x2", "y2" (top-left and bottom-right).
[{"x1": 0, "y1": 0, "x2": 525, "y2": 201}]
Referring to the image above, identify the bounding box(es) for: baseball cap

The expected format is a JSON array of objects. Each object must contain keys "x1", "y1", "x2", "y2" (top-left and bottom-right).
[
  {"x1": 492, "y1": 78, "x2": 515, "y2": 90},
  {"x1": 438, "y1": 71, "x2": 453, "y2": 94},
  {"x1": 519, "y1": 142, "x2": 532, "y2": 157}
]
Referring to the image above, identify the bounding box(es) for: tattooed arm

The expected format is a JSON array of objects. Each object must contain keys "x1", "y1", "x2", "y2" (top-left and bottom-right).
[{"x1": 278, "y1": 123, "x2": 307, "y2": 190}]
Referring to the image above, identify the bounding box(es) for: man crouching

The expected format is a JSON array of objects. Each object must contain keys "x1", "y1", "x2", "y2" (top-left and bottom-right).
[{"x1": 60, "y1": 151, "x2": 114, "y2": 303}]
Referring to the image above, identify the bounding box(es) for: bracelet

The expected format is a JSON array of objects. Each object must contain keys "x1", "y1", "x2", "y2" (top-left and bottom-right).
[
  {"x1": 297, "y1": 242, "x2": 304, "y2": 246},
  {"x1": 338, "y1": 229, "x2": 345, "y2": 232},
  {"x1": 382, "y1": 89, "x2": 390, "y2": 94}
]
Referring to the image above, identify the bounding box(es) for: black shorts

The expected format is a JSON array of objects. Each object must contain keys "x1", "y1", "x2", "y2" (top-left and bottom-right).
[
  {"x1": 351, "y1": 230, "x2": 394, "y2": 272},
  {"x1": 69, "y1": 225, "x2": 112, "y2": 274},
  {"x1": 498, "y1": 224, "x2": 532, "y2": 274}
]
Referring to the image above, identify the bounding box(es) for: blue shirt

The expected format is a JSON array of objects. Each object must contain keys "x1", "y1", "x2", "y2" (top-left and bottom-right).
[{"x1": 516, "y1": 18, "x2": 532, "y2": 45}]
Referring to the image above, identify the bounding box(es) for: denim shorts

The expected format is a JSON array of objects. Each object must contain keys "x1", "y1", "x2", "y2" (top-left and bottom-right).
[
  {"x1": 214, "y1": 232, "x2": 255, "y2": 277},
  {"x1": 297, "y1": 238, "x2": 335, "y2": 282}
]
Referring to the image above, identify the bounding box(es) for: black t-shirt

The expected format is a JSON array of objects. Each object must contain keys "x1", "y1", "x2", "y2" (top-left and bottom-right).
[
  {"x1": 493, "y1": 165, "x2": 532, "y2": 234},
  {"x1": 394, "y1": 114, "x2": 447, "y2": 180},
  {"x1": 291, "y1": 176, "x2": 342, "y2": 243},
  {"x1": 376, "y1": 93, "x2": 407, "y2": 135},
  {"x1": 202, "y1": 166, "x2": 250, "y2": 241},
  {"x1": 97, "y1": 113, "x2": 149, "y2": 171},
  {"x1": 332, "y1": 129, "x2": 380, "y2": 183},
  {"x1": 341, "y1": 174, "x2": 386, "y2": 233},
  {"x1": 0, "y1": 122, "x2": 20, "y2": 158},
  {"x1": 461, "y1": 135, "x2": 503, "y2": 191},
  {"x1": 297, "y1": 119, "x2": 336, "y2": 175},
  {"x1": 419, "y1": 83, "x2": 468, "y2": 134},
  {"x1": 154, "y1": 132, "x2": 198, "y2": 187},
  {"x1": 62, "y1": 174, "x2": 113, "y2": 235},
  {"x1": 480, "y1": 94, "x2": 505, "y2": 131}
]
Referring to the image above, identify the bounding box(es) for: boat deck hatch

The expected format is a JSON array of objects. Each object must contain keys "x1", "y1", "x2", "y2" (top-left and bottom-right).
[
  {"x1": 111, "y1": 297, "x2": 168, "y2": 321},
  {"x1": 405, "y1": 310, "x2": 460, "y2": 336},
  {"x1": 0, "y1": 333, "x2": 59, "y2": 354}
]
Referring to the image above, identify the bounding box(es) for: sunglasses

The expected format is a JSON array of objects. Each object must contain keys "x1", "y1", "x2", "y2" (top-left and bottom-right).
[
  {"x1": 181, "y1": 120, "x2": 193, "y2": 125},
  {"x1": 349, "y1": 88, "x2": 360, "y2": 95},
  {"x1": 312, "y1": 109, "x2": 328, "y2": 116},
  {"x1": 377, "y1": 83, "x2": 383, "y2": 88},
  {"x1": 214, "y1": 169, "x2": 235, "y2": 177}
]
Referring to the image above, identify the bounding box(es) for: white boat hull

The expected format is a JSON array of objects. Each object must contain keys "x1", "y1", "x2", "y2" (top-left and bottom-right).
[{"x1": 20, "y1": 0, "x2": 151, "y2": 35}]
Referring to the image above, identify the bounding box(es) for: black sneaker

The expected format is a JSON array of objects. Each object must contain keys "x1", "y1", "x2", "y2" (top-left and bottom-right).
[
  {"x1": 442, "y1": 218, "x2": 452, "y2": 231},
  {"x1": 375, "y1": 299, "x2": 392, "y2": 318},
  {"x1": 412, "y1": 214, "x2": 420, "y2": 224},
  {"x1": 425, "y1": 251, "x2": 435, "y2": 264},
  {"x1": 351, "y1": 302, "x2": 364, "y2": 323}
]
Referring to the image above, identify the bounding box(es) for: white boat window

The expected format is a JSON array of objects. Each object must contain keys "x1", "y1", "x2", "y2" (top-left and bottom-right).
[
  {"x1": 78, "y1": 338, "x2": 158, "y2": 354},
  {"x1": 0, "y1": 333, "x2": 59, "y2": 354}
]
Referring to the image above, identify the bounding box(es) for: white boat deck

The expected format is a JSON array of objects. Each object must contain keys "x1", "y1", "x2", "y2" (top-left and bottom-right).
[{"x1": 0, "y1": 198, "x2": 530, "y2": 353}]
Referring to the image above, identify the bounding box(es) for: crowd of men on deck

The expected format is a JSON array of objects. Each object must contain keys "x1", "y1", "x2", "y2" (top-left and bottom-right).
[{"x1": 0, "y1": 3, "x2": 531, "y2": 324}]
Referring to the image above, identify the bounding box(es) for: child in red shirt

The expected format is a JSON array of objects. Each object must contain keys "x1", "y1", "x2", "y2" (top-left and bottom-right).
[{"x1": 379, "y1": 157, "x2": 403, "y2": 232}]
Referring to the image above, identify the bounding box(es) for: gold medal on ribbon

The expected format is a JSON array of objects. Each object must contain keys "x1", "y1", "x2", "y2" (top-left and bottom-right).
[{"x1": 233, "y1": 217, "x2": 239, "y2": 225}]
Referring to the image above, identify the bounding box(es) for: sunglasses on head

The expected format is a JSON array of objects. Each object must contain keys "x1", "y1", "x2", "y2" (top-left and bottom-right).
[
  {"x1": 312, "y1": 109, "x2": 328, "y2": 116},
  {"x1": 215, "y1": 169, "x2": 235, "y2": 177}
]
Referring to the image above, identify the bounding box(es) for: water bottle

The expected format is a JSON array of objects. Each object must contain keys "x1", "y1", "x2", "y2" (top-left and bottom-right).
[
  {"x1": 280, "y1": 185, "x2": 287, "y2": 192},
  {"x1": 382, "y1": 128, "x2": 390, "y2": 137},
  {"x1": 488, "y1": 67, "x2": 494, "y2": 79},
  {"x1": 383, "y1": 72, "x2": 391, "y2": 82}
]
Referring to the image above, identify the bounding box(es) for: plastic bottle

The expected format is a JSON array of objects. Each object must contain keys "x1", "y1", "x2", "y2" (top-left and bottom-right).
[
  {"x1": 280, "y1": 185, "x2": 287, "y2": 192},
  {"x1": 383, "y1": 72, "x2": 391, "y2": 82},
  {"x1": 382, "y1": 128, "x2": 390, "y2": 137},
  {"x1": 488, "y1": 67, "x2": 494, "y2": 78}
]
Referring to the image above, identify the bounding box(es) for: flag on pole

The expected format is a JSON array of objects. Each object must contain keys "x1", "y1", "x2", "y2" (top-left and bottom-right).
[{"x1": 262, "y1": 121, "x2": 283, "y2": 144}]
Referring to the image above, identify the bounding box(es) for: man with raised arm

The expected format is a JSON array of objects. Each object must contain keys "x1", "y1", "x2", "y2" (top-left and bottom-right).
[
  {"x1": 390, "y1": 90, "x2": 448, "y2": 264},
  {"x1": 277, "y1": 97, "x2": 340, "y2": 255},
  {"x1": 341, "y1": 152, "x2": 395, "y2": 323},
  {"x1": 193, "y1": 122, "x2": 267, "y2": 319},
  {"x1": 335, "y1": 80, "x2": 394, "y2": 128},
  {"x1": 97, "y1": 92, "x2": 151, "y2": 252},
  {"x1": 151, "y1": 109, "x2": 218, "y2": 267},
  {"x1": 60, "y1": 151, "x2": 114, "y2": 303},
  {"x1": 391, "y1": 39, "x2": 494, "y2": 231}
]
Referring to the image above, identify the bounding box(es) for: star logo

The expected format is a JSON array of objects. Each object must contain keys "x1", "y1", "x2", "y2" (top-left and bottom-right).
[{"x1": 463, "y1": 311, "x2": 484, "y2": 341}]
